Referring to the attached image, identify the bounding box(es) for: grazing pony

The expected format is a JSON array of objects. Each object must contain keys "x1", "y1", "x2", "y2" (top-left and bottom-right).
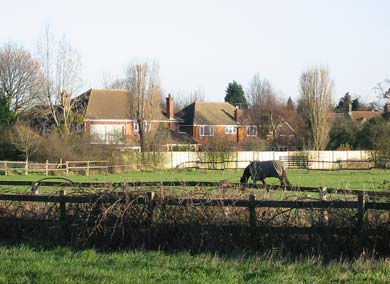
[{"x1": 240, "y1": 160, "x2": 291, "y2": 186}]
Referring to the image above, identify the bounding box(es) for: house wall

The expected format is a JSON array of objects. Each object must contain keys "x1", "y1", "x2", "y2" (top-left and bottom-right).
[
  {"x1": 85, "y1": 120, "x2": 180, "y2": 145},
  {"x1": 188, "y1": 125, "x2": 257, "y2": 145}
]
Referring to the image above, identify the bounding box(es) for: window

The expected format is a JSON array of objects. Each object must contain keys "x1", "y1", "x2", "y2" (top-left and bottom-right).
[
  {"x1": 225, "y1": 126, "x2": 237, "y2": 135},
  {"x1": 247, "y1": 126, "x2": 257, "y2": 136},
  {"x1": 90, "y1": 124, "x2": 125, "y2": 144},
  {"x1": 133, "y1": 121, "x2": 151, "y2": 132},
  {"x1": 199, "y1": 125, "x2": 214, "y2": 136}
]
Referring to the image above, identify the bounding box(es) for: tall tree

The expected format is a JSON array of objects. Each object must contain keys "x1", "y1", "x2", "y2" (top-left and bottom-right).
[
  {"x1": 224, "y1": 81, "x2": 246, "y2": 106},
  {"x1": 125, "y1": 61, "x2": 161, "y2": 152},
  {"x1": 286, "y1": 97, "x2": 294, "y2": 111},
  {"x1": 351, "y1": 98, "x2": 362, "y2": 111},
  {"x1": 334, "y1": 92, "x2": 352, "y2": 113},
  {"x1": 36, "y1": 26, "x2": 83, "y2": 133},
  {"x1": 298, "y1": 66, "x2": 334, "y2": 150},
  {"x1": 247, "y1": 74, "x2": 276, "y2": 107},
  {"x1": 247, "y1": 74, "x2": 278, "y2": 138},
  {"x1": 0, "y1": 42, "x2": 42, "y2": 126}
]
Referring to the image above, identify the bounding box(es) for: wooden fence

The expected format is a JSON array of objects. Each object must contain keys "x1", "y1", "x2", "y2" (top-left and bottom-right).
[
  {"x1": 0, "y1": 160, "x2": 108, "y2": 176},
  {"x1": 0, "y1": 190, "x2": 388, "y2": 235}
]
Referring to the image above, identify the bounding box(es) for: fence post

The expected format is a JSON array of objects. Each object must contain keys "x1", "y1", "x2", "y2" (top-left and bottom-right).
[
  {"x1": 45, "y1": 160, "x2": 49, "y2": 176},
  {"x1": 66, "y1": 161, "x2": 69, "y2": 176},
  {"x1": 147, "y1": 192, "x2": 156, "y2": 221},
  {"x1": 357, "y1": 192, "x2": 368, "y2": 250},
  {"x1": 4, "y1": 160, "x2": 7, "y2": 176},
  {"x1": 146, "y1": 191, "x2": 156, "y2": 249},
  {"x1": 319, "y1": 187, "x2": 329, "y2": 224},
  {"x1": 25, "y1": 160, "x2": 28, "y2": 176},
  {"x1": 248, "y1": 194, "x2": 257, "y2": 228},
  {"x1": 86, "y1": 161, "x2": 90, "y2": 176},
  {"x1": 357, "y1": 193, "x2": 365, "y2": 228},
  {"x1": 248, "y1": 194, "x2": 257, "y2": 249},
  {"x1": 59, "y1": 190, "x2": 69, "y2": 240}
]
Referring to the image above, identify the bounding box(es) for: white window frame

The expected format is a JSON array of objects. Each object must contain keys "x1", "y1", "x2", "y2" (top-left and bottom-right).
[
  {"x1": 90, "y1": 124, "x2": 125, "y2": 144},
  {"x1": 225, "y1": 126, "x2": 237, "y2": 135},
  {"x1": 247, "y1": 126, "x2": 257, "y2": 136},
  {"x1": 199, "y1": 125, "x2": 214, "y2": 136}
]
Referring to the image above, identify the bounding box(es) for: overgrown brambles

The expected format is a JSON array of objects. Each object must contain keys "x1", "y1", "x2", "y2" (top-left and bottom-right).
[{"x1": 0, "y1": 187, "x2": 390, "y2": 258}]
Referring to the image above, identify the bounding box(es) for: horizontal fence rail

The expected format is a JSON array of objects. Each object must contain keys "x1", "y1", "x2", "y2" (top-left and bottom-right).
[
  {"x1": 0, "y1": 160, "x2": 108, "y2": 176},
  {"x1": 0, "y1": 191, "x2": 388, "y2": 210},
  {"x1": 1, "y1": 180, "x2": 390, "y2": 198}
]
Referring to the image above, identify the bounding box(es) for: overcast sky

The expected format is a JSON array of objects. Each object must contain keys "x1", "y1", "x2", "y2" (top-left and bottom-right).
[{"x1": 1, "y1": 0, "x2": 389, "y2": 104}]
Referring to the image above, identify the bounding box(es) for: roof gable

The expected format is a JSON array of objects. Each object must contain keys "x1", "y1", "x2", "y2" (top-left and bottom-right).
[{"x1": 85, "y1": 89, "x2": 131, "y2": 120}]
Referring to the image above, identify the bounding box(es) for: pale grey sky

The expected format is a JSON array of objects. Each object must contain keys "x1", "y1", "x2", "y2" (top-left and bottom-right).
[{"x1": 1, "y1": 0, "x2": 389, "y2": 104}]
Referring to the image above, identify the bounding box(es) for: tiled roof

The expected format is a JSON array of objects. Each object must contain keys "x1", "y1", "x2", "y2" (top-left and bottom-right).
[
  {"x1": 85, "y1": 89, "x2": 131, "y2": 120},
  {"x1": 176, "y1": 101, "x2": 250, "y2": 125},
  {"x1": 349, "y1": 111, "x2": 382, "y2": 122},
  {"x1": 84, "y1": 89, "x2": 172, "y2": 121}
]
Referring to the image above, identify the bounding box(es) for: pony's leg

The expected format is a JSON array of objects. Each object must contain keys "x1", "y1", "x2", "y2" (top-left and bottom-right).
[{"x1": 261, "y1": 180, "x2": 269, "y2": 192}]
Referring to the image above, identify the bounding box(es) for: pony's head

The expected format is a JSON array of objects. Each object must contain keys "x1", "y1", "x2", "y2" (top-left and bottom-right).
[
  {"x1": 240, "y1": 175, "x2": 247, "y2": 184},
  {"x1": 240, "y1": 166, "x2": 250, "y2": 184}
]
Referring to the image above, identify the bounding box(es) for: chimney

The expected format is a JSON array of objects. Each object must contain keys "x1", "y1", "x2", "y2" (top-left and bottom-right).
[
  {"x1": 234, "y1": 106, "x2": 239, "y2": 123},
  {"x1": 345, "y1": 102, "x2": 352, "y2": 115},
  {"x1": 62, "y1": 92, "x2": 71, "y2": 112},
  {"x1": 166, "y1": 94, "x2": 174, "y2": 120}
]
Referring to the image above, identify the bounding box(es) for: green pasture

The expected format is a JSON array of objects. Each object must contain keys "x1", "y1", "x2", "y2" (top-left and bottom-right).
[
  {"x1": 0, "y1": 244, "x2": 389, "y2": 284},
  {"x1": 0, "y1": 168, "x2": 389, "y2": 191}
]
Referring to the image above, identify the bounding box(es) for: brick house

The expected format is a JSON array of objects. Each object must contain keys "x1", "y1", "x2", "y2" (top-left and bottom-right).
[
  {"x1": 83, "y1": 89, "x2": 189, "y2": 150},
  {"x1": 175, "y1": 101, "x2": 258, "y2": 149},
  {"x1": 266, "y1": 121, "x2": 296, "y2": 151},
  {"x1": 343, "y1": 103, "x2": 382, "y2": 124}
]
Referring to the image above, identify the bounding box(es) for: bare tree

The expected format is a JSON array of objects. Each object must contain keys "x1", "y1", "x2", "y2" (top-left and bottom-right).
[
  {"x1": 36, "y1": 26, "x2": 83, "y2": 133},
  {"x1": 298, "y1": 66, "x2": 334, "y2": 150},
  {"x1": 374, "y1": 78, "x2": 390, "y2": 102},
  {"x1": 9, "y1": 122, "x2": 41, "y2": 162},
  {"x1": 125, "y1": 62, "x2": 162, "y2": 152},
  {"x1": 0, "y1": 42, "x2": 42, "y2": 124},
  {"x1": 246, "y1": 74, "x2": 284, "y2": 139},
  {"x1": 102, "y1": 72, "x2": 127, "y2": 89},
  {"x1": 247, "y1": 74, "x2": 277, "y2": 107},
  {"x1": 174, "y1": 88, "x2": 205, "y2": 110}
]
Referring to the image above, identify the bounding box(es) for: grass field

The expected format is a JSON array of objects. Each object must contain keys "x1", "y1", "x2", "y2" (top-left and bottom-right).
[
  {"x1": 1, "y1": 168, "x2": 389, "y2": 191},
  {"x1": 0, "y1": 244, "x2": 389, "y2": 284}
]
